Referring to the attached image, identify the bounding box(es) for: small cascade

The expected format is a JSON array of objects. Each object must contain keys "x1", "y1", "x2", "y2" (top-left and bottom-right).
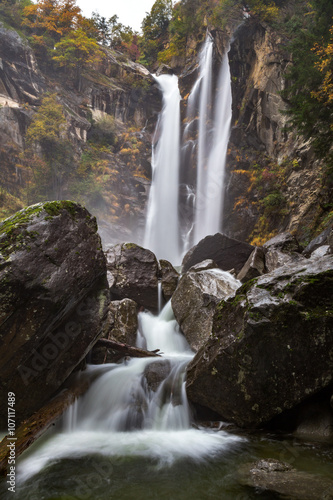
[
  {"x1": 16, "y1": 296, "x2": 244, "y2": 485},
  {"x1": 144, "y1": 74, "x2": 181, "y2": 264}
]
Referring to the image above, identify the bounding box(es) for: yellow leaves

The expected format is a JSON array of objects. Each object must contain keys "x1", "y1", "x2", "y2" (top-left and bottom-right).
[{"x1": 312, "y1": 24, "x2": 333, "y2": 105}]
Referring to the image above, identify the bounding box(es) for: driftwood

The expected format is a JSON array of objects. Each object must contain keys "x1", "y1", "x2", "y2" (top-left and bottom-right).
[
  {"x1": 0, "y1": 374, "x2": 91, "y2": 476},
  {"x1": 95, "y1": 338, "x2": 162, "y2": 358}
]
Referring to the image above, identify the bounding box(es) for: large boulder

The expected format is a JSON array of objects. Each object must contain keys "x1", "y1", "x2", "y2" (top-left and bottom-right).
[
  {"x1": 171, "y1": 267, "x2": 241, "y2": 352},
  {"x1": 263, "y1": 232, "x2": 305, "y2": 272},
  {"x1": 182, "y1": 233, "x2": 254, "y2": 273},
  {"x1": 186, "y1": 256, "x2": 333, "y2": 428},
  {"x1": 0, "y1": 201, "x2": 109, "y2": 426},
  {"x1": 236, "y1": 246, "x2": 266, "y2": 283},
  {"x1": 91, "y1": 298, "x2": 138, "y2": 364},
  {"x1": 106, "y1": 243, "x2": 159, "y2": 310},
  {"x1": 159, "y1": 259, "x2": 179, "y2": 302}
]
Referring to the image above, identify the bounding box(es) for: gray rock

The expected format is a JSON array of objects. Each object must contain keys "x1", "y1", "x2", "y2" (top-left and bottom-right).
[
  {"x1": 182, "y1": 233, "x2": 254, "y2": 274},
  {"x1": 143, "y1": 360, "x2": 172, "y2": 392},
  {"x1": 265, "y1": 248, "x2": 306, "y2": 273},
  {"x1": 91, "y1": 298, "x2": 138, "y2": 364},
  {"x1": 303, "y1": 226, "x2": 333, "y2": 257},
  {"x1": 0, "y1": 201, "x2": 109, "y2": 426},
  {"x1": 294, "y1": 400, "x2": 333, "y2": 443},
  {"x1": 237, "y1": 246, "x2": 266, "y2": 283},
  {"x1": 186, "y1": 256, "x2": 333, "y2": 427},
  {"x1": 106, "y1": 243, "x2": 159, "y2": 310},
  {"x1": 171, "y1": 268, "x2": 240, "y2": 352},
  {"x1": 263, "y1": 232, "x2": 301, "y2": 253},
  {"x1": 159, "y1": 259, "x2": 179, "y2": 302},
  {"x1": 238, "y1": 459, "x2": 333, "y2": 500},
  {"x1": 188, "y1": 259, "x2": 219, "y2": 272}
]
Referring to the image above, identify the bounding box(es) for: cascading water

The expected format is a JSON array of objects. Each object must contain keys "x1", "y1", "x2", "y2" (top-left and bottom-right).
[
  {"x1": 15, "y1": 300, "x2": 244, "y2": 489},
  {"x1": 193, "y1": 41, "x2": 232, "y2": 244},
  {"x1": 144, "y1": 74, "x2": 181, "y2": 264}
]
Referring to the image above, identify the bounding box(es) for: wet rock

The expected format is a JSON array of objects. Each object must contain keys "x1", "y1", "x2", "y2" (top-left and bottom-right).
[
  {"x1": 303, "y1": 225, "x2": 333, "y2": 257},
  {"x1": 91, "y1": 298, "x2": 138, "y2": 364},
  {"x1": 186, "y1": 256, "x2": 333, "y2": 427},
  {"x1": 294, "y1": 398, "x2": 333, "y2": 443},
  {"x1": 238, "y1": 459, "x2": 333, "y2": 500},
  {"x1": 188, "y1": 259, "x2": 219, "y2": 272},
  {"x1": 263, "y1": 232, "x2": 305, "y2": 272},
  {"x1": 263, "y1": 232, "x2": 301, "y2": 253},
  {"x1": 160, "y1": 259, "x2": 179, "y2": 301},
  {"x1": 106, "y1": 243, "x2": 159, "y2": 310},
  {"x1": 182, "y1": 233, "x2": 254, "y2": 274},
  {"x1": 143, "y1": 360, "x2": 172, "y2": 392},
  {"x1": 237, "y1": 246, "x2": 266, "y2": 283},
  {"x1": 171, "y1": 268, "x2": 240, "y2": 352},
  {"x1": 0, "y1": 201, "x2": 109, "y2": 426}
]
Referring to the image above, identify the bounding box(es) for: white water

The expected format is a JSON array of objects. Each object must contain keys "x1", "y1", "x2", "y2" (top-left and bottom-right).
[
  {"x1": 17, "y1": 300, "x2": 244, "y2": 484},
  {"x1": 144, "y1": 74, "x2": 181, "y2": 264},
  {"x1": 194, "y1": 41, "x2": 232, "y2": 243}
]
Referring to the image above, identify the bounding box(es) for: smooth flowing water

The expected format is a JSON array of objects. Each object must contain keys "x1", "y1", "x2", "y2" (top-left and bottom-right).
[
  {"x1": 193, "y1": 40, "x2": 232, "y2": 244},
  {"x1": 144, "y1": 74, "x2": 181, "y2": 264}
]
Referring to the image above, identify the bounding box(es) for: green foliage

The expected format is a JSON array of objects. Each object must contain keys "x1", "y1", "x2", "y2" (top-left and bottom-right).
[
  {"x1": 140, "y1": 0, "x2": 172, "y2": 65},
  {"x1": 52, "y1": 28, "x2": 102, "y2": 89},
  {"x1": 281, "y1": 1, "x2": 333, "y2": 162},
  {"x1": 23, "y1": 94, "x2": 74, "y2": 201},
  {"x1": 88, "y1": 115, "x2": 117, "y2": 147}
]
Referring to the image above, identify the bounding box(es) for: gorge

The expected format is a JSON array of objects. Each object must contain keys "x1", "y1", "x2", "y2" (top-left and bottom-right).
[{"x1": 0, "y1": 0, "x2": 333, "y2": 498}]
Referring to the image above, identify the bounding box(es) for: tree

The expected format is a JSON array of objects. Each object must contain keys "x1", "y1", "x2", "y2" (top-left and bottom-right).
[
  {"x1": 22, "y1": 0, "x2": 83, "y2": 62},
  {"x1": 140, "y1": 0, "x2": 172, "y2": 65},
  {"x1": 52, "y1": 28, "x2": 102, "y2": 89},
  {"x1": 23, "y1": 94, "x2": 74, "y2": 200}
]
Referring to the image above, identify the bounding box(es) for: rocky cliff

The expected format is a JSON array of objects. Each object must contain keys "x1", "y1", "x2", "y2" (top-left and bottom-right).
[{"x1": 0, "y1": 23, "x2": 162, "y2": 243}]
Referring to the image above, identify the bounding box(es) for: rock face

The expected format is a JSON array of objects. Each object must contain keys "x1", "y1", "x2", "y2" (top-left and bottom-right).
[
  {"x1": 182, "y1": 233, "x2": 254, "y2": 274},
  {"x1": 263, "y1": 232, "x2": 305, "y2": 273},
  {"x1": 106, "y1": 243, "x2": 159, "y2": 310},
  {"x1": 0, "y1": 201, "x2": 109, "y2": 426},
  {"x1": 171, "y1": 267, "x2": 240, "y2": 352},
  {"x1": 91, "y1": 298, "x2": 138, "y2": 364},
  {"x1": 237, "y1": 246, "x2": 266, "y2": 283},
  {"x1": 159, "y1": 259, "x2": 179, "y2": 302},
  {"x1": 186, "y1": 256, "x2": 333, "y2": 427}
]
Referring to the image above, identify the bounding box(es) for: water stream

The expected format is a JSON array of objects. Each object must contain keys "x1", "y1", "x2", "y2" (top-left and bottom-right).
[{"x1": 144, "y1": 74, "x2": 181, "y2": 264}]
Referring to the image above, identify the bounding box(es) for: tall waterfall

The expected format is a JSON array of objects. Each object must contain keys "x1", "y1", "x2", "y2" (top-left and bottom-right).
[
  {"x1": 193, "y1": 41, "x2": 232, "y2": 244},
  {"x1": 144, "y1": 74, "x2": 181, "y2": 264}
]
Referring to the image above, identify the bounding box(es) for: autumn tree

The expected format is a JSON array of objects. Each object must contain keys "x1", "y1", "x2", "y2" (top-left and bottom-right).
[
  {"x1": 22, "y1": 0, "x2": 82, "y2": 59},
  {"x1": 52, "y1": 28, "x2": 102, "y2": 89},
  {"x1": 23, "y1": 94, "x2": 74, "y2": 201}
]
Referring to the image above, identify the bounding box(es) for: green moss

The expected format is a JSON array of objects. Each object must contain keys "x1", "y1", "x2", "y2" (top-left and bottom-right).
[
  {"x1": 43, "y1": 201, "x2": 79, "y2": 219},
  {"x1": 123, "y1": 243, "x2": 138, "y2": 250}
]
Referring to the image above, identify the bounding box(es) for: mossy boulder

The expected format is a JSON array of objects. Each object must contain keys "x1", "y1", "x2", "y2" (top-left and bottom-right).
[
  {"x1": 186, "y1": 256, "x2": 333, "y2": 427},
  {"x1": 0, "y1": 201, "x2": 109, "y2": 427}
]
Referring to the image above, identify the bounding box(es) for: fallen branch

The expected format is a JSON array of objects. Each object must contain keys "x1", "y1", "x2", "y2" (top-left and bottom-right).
[
  {"x1": 95, "y1": 338, "x2": 162, "y2": 358},
  {"x1": 0, "y1": 373, "x2": 91, "y2": 476}
]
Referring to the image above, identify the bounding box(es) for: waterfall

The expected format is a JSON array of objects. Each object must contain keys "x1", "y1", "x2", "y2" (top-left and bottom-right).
[
  {"x1": 144, "y1": 74, "x2": 181, "y2": 264},
  {"x1": 194, "y1": 42, "x2": 232, "y2": 244},
  {"x1": 16, "y1": 300, "x2": 244, "y2": 484}
]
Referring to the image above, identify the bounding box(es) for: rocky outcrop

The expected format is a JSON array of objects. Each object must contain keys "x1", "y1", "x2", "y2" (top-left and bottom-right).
[
  {"x1": 106, "y1": 243, "x2": 159, "y2": 310},
  {"x1": 263, "y1": 232, "x2": 305, "y2": 272},
  {"x1": 91, "y1": 298, "x2": 138, "y2": 364},
  {"x1": 0, "y1": 201, "x2": 109, "y2": 426},
  {"x1": 182, "y1": 233, "x2": 254, "y2": 274},
  {"x1": 171, "y1": 267, "x2": 240, "y2": 352},
  {"x1": 186, "y1": 256, "x2": 333, "y2": 428},
  {"x1": 160, "y1": 259, "x2": 179, "y2": 301},
  {"x1": 236, "y1": 246, "x2": 266, "y2": 282},
  {"x1": 143, "y1": 359, "x2": 172, "y2": 392}
]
